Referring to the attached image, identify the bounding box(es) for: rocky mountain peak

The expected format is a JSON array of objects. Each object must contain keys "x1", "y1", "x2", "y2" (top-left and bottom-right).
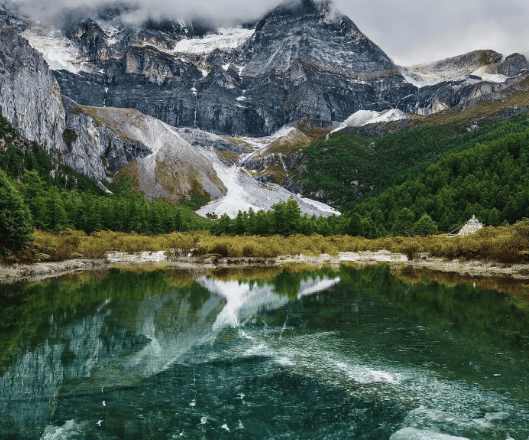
[
  {"x1": 498, "y1": 53, "x2": 529, "y2": 77},
  {"x1": 244, "y1": 0, "x2": 396, "y2": 79}
]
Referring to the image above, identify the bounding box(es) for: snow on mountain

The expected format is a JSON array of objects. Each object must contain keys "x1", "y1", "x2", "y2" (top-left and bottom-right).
[
  {"x1": 332, "y1": 109, "x2": 407, "y2": 133},
  {"x1": 21, "y1": 28, "x2": 87, "y2": 74},
  {"x1": 400, "y1": 65, "x2": 508, "y2": 88},
  {"x1": 171, "y1": 27, "x2": 254, "y2": 55},
  {"x1": 399, "y1": 50, "x2": 508, "y2": 88},
  {"x1": 196, "y1": 161, "x2": 340, "y2": 219}
]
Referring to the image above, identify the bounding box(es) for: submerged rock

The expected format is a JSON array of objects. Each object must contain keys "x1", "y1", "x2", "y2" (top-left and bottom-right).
[{"x1": 390, "y1": 428, "x2": 469, "y2": 440}]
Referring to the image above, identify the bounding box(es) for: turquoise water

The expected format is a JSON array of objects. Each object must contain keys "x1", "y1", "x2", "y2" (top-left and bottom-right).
[{"x1": 0, "y1": 265, "x2": 528, "y2": 439}]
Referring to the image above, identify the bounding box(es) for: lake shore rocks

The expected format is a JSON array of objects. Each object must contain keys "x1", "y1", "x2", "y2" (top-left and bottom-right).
[{"x1": 2, "y1": 250, "x2": 529, "y2": 284}]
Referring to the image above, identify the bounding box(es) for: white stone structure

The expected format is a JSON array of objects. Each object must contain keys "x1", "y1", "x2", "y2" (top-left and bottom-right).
[{"x1": 458, "y1": 215, "x2": 483, "y2": 236}]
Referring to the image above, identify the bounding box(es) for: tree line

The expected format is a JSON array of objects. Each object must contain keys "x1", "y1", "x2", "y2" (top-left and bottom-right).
[{"x1": 3, "y1": 112, "x2": 529, "y2": 257}]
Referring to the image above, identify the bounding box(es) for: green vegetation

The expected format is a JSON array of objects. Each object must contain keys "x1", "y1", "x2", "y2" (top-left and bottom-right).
[
  {"x1": 3, "y1": 105, "x2": 529, "y2": 263},
  {"x1": 211, "y1": 199, "x2": 347, "y2": 237},
  {"x1": 346, "y1": 118, "x2": 529, "y2": 237},
  {"x1": 0, "y1": 114, "x2": 211, "y2": 257},
  {"x1": 62, "y1": 128, "x2": 78, "y2": 146},
  {"x1": 0, "y1": 169, "x2": 34, "y2": 256},
  {"x1": 299, "y1": 113, "x2": 529, "y2": 211}
]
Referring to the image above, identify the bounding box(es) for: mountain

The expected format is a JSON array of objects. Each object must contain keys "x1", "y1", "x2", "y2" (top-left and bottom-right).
[
  {"x1": 19, "y1": 1, "x2": 528, "y2": 136},
  {"x1": 1, "y1": 0, "x2": 529, "y2": 220},
  {"x1": 29, "y1": 0, "x2": 413, "y2": 136}
]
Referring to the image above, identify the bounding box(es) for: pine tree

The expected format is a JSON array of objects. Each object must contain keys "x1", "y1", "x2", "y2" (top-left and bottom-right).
[
  {"x1": 392, "y1": 208, "x2": 415, "y2": 236},
  {"x1": 47, "y1": 187, "x2": 69, "y2": 231},
  {"x1": 412, "y1": 214, "x2": 438, "y2": 236},
  {"x1": 347, "y1": 213, "x2": 362, "y2": 236},
  {"x1": 0, "y1": 169, "x2": 34, "y2": 256}
]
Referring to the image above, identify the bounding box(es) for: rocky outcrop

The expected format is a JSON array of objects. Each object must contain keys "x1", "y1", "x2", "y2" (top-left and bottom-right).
[
  {"x1": 42, "y1": 1, "x2": 413, "y2": 136},
  {"x1": 0, "y1": 24, "x2": 67, "y2": 153},
  {"x1": 62, "y1": 97, "x2": 152, "y2": 180},
  {"x1": 76, "y1": 106, "x2": 227, "y2": 201},
  {"x1": 498, "y1": 53, "x2": 529, "y2": 77},
  {"x1": 14, "y1": 1, "x2": 528, "y2": 138}
]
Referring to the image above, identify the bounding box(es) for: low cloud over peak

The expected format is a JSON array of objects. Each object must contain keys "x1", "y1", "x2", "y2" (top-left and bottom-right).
[
  {"x1": 7, "y1": 0, "x2": 287, "y2": 28},
  {"x1": 4, "y1": 0, "x2": 529, "y2": 65}
]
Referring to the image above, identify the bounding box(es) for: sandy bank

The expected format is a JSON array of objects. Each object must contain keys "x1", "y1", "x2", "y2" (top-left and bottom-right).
[{"x1": 1, "y1": 250, "x2": 529, "y2": 283}]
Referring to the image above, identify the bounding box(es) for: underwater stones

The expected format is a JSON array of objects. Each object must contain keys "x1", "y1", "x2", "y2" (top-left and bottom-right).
[{"x1": 390, "y1": 428, "x2": 469, "y2": 440}]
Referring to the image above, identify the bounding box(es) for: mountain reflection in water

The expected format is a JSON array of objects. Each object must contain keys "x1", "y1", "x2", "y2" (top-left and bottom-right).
[{"x1": 0, "y1": 266, "x2": 528, "y2": 440}]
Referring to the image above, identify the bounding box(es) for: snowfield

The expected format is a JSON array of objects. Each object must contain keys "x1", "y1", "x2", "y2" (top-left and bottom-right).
[
  {"x1": 400, "y1": 63, "x2": 508, "y2": 88},
  {"x1": 171, "y1": 27, "x2": 255, "y2": 55},
  {"x1": 196, "y1": 162, "x2": 340, "y2": 219},
  {"x1": 22, "y1": 29, "x2": 87, "y2": 74},
  {"x1": 332, "y1": 109, "x2": 407, "y2": 133}
]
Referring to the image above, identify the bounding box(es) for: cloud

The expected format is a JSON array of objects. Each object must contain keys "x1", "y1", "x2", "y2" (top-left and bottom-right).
[
  {"x1": 6, "y1": 0, "x2": 529, "y2": 64},
  {"x1": 8, "y1": 0, "x2": 284, "y2": 28},
  {"x1": 332, "y1": 0, "x2": 529, "y2": 65}
]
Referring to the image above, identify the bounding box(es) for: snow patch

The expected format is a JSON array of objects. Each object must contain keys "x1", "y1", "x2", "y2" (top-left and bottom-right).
[
  {"x1": 401, "y1": 63, "x2": 508, "y2": 88},
  {"x1": 21, "y1": 30, "x2": 86, "y2": 74},
  {"x1": 196, "y1": 162, "x2": 339, "y2": 219},
  {"x1": 333, "y1": 109, "x2": 407, "y2": 133},
  {"x1": 171, "y1": 27, "x2": 254, "y2": 55},
  {"x1": 298, "y1": 196, "x2": 341, "y2": 215}
]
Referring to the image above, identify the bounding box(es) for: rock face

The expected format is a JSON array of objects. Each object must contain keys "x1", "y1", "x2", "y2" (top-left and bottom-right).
[
  {"x1": 62, "y1": 97, "x2": 153, "y2": 180},
  {"x1": 42, "y1": 1, "x2": 529, "y2": 137},
  {"x1": 239, "y1": 0, "x2": 413, "y2": 128},
  {"x1": 0, "y1": 24, "x2": 66, "y2": 153},
  {"x1": 76, "y1": 105, "x2": 227, "y2": 201},
  {"x1": 30, "y1": 0, "x2": 415, "y2": 136},
  {"x1": 498, "y1": 53, "x2": 529, "y2": 77}
]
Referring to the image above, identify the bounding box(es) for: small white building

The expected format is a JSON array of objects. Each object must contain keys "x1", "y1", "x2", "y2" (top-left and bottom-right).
[{"x1": 458, "y1": 215, "x2": 483, "y2": 236}]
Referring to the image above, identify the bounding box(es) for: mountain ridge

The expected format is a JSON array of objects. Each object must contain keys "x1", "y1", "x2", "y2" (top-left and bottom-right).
[{"x1": 1, "y1": 0, "x2": 529, "y2": 220}]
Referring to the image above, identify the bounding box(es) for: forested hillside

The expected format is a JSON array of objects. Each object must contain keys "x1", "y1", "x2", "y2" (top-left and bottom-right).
[
  {"x1": 3, "y1": 109, "x2": 529, "y2": 258},
  {"x1": 0, "y1": 114, "x2": 212, "y2": 255},
  {"x1": 298, "y1": 114, "x2": 529, "y2": 212},
  {"x1": 344, "y1": 115, "x2": 529, "y2": 237}
]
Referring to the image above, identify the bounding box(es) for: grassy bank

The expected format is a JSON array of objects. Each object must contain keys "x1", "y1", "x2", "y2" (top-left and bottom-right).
[{"x1": 2, "y1": 220, "x2": 528, "y2": 266}]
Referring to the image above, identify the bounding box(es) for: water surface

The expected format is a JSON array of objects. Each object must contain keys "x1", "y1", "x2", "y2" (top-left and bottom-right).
[{"x1": 0, "y1": 265, "x2": 528, "y2": 439}]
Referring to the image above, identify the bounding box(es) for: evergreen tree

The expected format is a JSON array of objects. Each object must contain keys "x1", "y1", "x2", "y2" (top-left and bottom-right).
[
  {"x1": 234, "y1": 211, "x2": 247, "y2": 235},
  {"x1": 347, "y1": 213, "x2": 362, "y2": 236},
  {"x1": 412, "y1": 214, "x2": 438, "y2": 236},
  {"x1": 0, "y1": 169, "x2": 34, "y2": 256},
  {"x1": 47, "y1": 187, "x2": 69, "y2": 231},
  {"x1": 392, "y1": 208, "x2": 415, "y2": 236}
]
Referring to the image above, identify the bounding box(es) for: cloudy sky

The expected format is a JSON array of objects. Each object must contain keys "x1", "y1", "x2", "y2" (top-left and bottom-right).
[{"x1": 9, "y1": 0, "x2": 529, "y2": 65}]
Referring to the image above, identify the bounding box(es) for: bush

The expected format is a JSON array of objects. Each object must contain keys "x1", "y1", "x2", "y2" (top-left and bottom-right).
[{"x1": 62, "y1": 129, "x2": 78, "y2": 146}]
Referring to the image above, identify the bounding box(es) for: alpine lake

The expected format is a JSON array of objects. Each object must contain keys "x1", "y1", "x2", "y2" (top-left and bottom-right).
[{"x1": 1, "y1": 263, "x2": 528, "y2": 440}]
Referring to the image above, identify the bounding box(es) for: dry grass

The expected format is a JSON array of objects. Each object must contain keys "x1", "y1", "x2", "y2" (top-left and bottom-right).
[
  {"x1": 114, "y1": 159, "x2": 142, "y2": 192},
  {"x1": 223, "y1": 137, "x2": 254, "y2": 153},
  {"x1": 2, "y1": 221, "x2": 528, "y2": 265},
  {"x1": 217, "y1": 150, "x2": 241, "y2": 164},
  {"x1": 254, "y1": 165, "x2": 287, "y2": 186},
  {"x1": 258, "y1": 129, "x2": 313, "y2": 157}
]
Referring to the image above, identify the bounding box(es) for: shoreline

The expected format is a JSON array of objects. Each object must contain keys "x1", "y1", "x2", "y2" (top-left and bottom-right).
[{"x1": 1, "y1": 250, "x2": 529, "y2": 284}]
